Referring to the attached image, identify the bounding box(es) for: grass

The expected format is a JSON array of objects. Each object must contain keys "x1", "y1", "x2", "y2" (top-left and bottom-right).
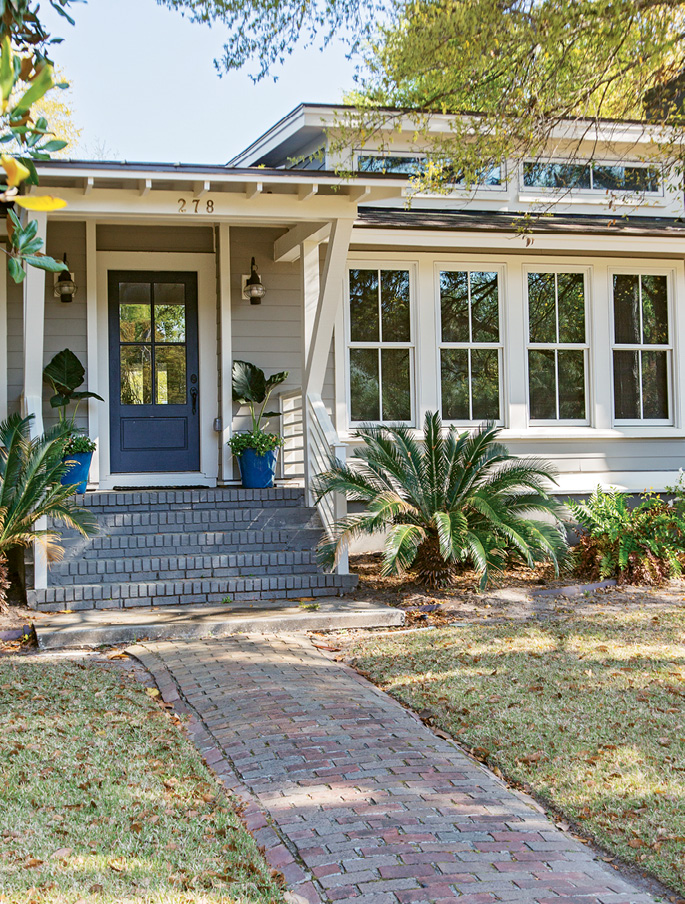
[
  {"x1": 349, "y1": 605, "x2": 685, "y2": 895},
  {"x1": 0, "y1": 657, "x2": 285, "y2": 904}
]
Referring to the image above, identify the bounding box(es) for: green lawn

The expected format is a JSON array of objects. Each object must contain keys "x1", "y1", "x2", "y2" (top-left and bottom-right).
[
  {"x1": 349, "y1": 605, "x2": 685, "y2": 895},
  {"x1": 0, "y1": 657, "x2": 285, "y2": 904}
]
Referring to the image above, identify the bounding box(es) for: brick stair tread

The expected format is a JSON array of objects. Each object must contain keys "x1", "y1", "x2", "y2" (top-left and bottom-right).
[
  {"x1": 59, "y1": 528, "x2": 322, "y2": 553},
  {"x1": 78, "y1": 487, "x2": 305, "y2": 511},
  {"x1": 29, "y1": 572, "x2": 359, "y2": 611}
]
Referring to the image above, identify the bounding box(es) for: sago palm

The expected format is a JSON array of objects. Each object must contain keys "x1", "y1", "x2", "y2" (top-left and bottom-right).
[
  {"x1": 0, "y1": 413, "x2": 98, "y2": 610},
  {"x1": 314, "y1": 411, "x2": 567, "y2": 588}
]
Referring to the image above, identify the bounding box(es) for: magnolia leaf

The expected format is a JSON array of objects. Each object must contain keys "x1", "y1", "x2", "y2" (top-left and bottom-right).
[
  {"x1": 22, "y1": 253, "x2": 69, "y2": 272},
  {"x1": 13, "y1": 63, "x2": 54, "y2": 113},
  {"x1": 0, "y1": 36, "x2": 14, "y2": 103},
  {"x1": 7, "y1": 256, "x2": 24, "y2": 283},
  {"x1": 15, "y1": 195, "x2": 68, "y2": 211}
]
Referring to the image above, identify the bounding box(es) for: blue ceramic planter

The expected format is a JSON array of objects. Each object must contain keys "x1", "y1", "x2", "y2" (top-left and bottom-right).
[
  {"x1": 237, "y1": 448, "x2": 279, "y2": 489},
  {"x1": 61, "y1": 451, "x2": 93, "y2": 495}
]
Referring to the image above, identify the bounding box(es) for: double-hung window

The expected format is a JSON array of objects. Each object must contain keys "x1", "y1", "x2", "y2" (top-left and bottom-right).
[
  {"x1": 438, "y1": 269, "x2": 502, "y2": 422},
  {"x1": 612, "y1": 273, "x2": 672, "y2": 423},
  {"x1": 347, "y1": 267, "x2": 413, "y2": 423},
  {"x1": 526, "y1": 271, "x2": 588, "y2": 422}
]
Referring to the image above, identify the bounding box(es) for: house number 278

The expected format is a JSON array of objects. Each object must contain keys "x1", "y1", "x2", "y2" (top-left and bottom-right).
[{"x1": 178, "y1": 198, "x2": 214, "y2": 213}]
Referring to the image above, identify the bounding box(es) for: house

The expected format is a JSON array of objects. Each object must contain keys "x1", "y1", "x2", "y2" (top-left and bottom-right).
[{"x1": 6, "y1": 103, "x2": 685, "y2": 608}]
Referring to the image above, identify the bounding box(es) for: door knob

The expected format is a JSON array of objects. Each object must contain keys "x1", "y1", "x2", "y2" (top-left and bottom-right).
[{"x1": 190, "y1": 386, "x2": 198, "y2": 414}]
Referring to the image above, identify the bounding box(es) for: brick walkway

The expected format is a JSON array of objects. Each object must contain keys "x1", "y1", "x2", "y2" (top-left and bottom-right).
[{"x1": 130, "y1": 635, "x2": 661, "y2": 904}]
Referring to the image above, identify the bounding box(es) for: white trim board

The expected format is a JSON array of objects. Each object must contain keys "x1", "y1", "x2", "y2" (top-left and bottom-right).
[{"x1": 95, "y1": 251, "x2": 219, "y2": 491}]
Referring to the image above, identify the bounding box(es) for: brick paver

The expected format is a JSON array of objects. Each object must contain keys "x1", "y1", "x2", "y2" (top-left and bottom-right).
[{"x1": 130, "y1": 635, "x2": 661, "y2": 904}]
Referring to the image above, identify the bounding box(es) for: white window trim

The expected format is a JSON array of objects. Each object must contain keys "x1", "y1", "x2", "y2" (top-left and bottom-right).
[
  {"x1": 336, "y1": 249, "x2": 685, "y2": 442},
  {"x1": 345, "y1": 261, "x2": 418, "y2": 430},
  {"x1": 609, "y1": 267, "x2": 675, "y2": 427},
  {"x1": 523, "y1": 265, "x2": 592, "y2": 427},
  {"x1": 352, "y1": 149, "x2": 508, "y2": 194},
  {"x1": 434, "y1": 262, "x2": 506, "y2": 426},
  {"x1": 519, "y1": 158, "x2": 664, "y2": 197}
]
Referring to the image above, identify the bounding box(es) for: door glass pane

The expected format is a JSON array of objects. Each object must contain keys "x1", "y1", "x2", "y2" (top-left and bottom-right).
[
  {"x1": 613, "y1": 350, "x2": 640, "y2": 419},
  {"x1": 440, "y1": 271, "x2": 469, "y2": 342},
  {"x1": 613, "y1": 275, "x2": 641, "y2": 344},
  {"x1": 641, "y1": 275, "x2": 668, "y2": 345},
  {"x1": 155, "y1": 346, "x2": 187, "y2": 405},
  {"x1": 349, "y1": 269, "x2": 379, "y2": 342},
  {"x1": 528, "y1": 273, "x2": 556, "y2": 343},
  {"x1": 441, "y1": 348, "x2": 469, "y2": 420},
  {"x1": 471, "y1": 348, "x2": 500, "y2": 420},
  {"x1": 557, "y1": 273, "x2": 585, "y2": 343},
  {"x1": 558, "y1": 350, "x2": 585, "y2": 419},
  {"x1": 381, "y1": 348, "x2": 411, "y2": 421},
  {"x1": 528, "y1": 349, "x2": 556, "y2": 419},
  {"x1": 120, "y1": 346, "x2": 151, "y2": 405},
  {"x1": 350, "y1": 348, "x2": 380, "y2": 420},
  {"x1": 642, "y1": 351, "x2": 668, "y2": 419},
  {"x1": 470, "y1": 272, "x2": 499, "y2": 342},
  {"x1": 380, "y1": 270, "x2": 411, "y2": 342}
]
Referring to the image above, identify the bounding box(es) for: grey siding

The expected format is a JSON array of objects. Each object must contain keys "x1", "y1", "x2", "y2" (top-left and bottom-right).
[
  {"x1": 229, "y1": 226, "x2": 335, "y2": 434},
  {"x1": 6, "y1": 221, "x2": 88, "y2": 429}
]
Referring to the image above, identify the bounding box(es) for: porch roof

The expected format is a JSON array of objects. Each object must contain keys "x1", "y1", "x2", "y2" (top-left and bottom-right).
[{"x1": 355, "y1": 206, "x2": 685, "y2": 236}]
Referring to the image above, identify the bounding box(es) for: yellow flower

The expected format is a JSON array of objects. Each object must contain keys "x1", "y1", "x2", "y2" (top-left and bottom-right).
[
  {"x1": 14, "y1": 195, "x2": 67, "y2": 212},
  {"x1": 1, "y1": 155, "x2": 31, "y2": 188}
]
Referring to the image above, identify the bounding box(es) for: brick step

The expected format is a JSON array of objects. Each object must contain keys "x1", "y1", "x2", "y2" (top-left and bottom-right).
[
  {"x1": 47, "y1": 549, "x2": 321, "y2": 586},
  {"x1": 28, "y1": 572, "x2": 359, "y2": 612},
  {"x1": 57, "y1": 506, "x2": 320, "y2": 535},
  {"x1": 79, "y1": 486, "x2": 306, "y2": 514},
  {"x1": 58, "y1": 527, "x2": 324, "y2": 558}
]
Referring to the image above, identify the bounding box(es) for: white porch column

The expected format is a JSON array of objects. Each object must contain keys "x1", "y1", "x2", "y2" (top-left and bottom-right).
[
  {"x1": 218, "y1": 223, "x2": 233, "y2": 481},
  {"x1": 85, "y1": 221, "x2": 100, "y2": 485},
  {"x1": 303, "y1": 217, "x2": 355, "y2": 397},
  {"x1": 21, "y1": 211, "x2": 48, "y2": 589},
  {"x1": 301, "y1": 238, "x2": 320, "y2": 387}
]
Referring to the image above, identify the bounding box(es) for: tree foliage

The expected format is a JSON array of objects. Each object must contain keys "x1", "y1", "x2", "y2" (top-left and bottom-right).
[
  {"x1": 0, "y1": 1, "x2": 79, "y2": 282},
  {"x1": 161, "y1": 0, "x2": 685, "y2": 191}
]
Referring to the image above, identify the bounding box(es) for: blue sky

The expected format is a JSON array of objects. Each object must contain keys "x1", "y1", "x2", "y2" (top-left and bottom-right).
[{"x1": 42, "y1": 0, "x2": 358, "y2": 163}]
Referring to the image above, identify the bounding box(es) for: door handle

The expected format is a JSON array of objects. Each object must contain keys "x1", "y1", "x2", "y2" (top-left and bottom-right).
[{"x1": 190, "y1": 386, "x2": 198, "y2": 415}]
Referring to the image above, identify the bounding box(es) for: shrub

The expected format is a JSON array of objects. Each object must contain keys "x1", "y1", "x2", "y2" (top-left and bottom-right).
[
  {"x1": 0, "y1": 414, "x2": 98, "y2": 610},
  {"x1": 63, "y1": 433, "x2": 96, "y2": 455},
  {"x1": 314, "y1": 411, "x2": 568, "y2": 589},
  {"x1": 228, "y1": 430, "x2": 284, "y2": 456},
  {"x1": 569, "y1": 484, "x2": 685, "y2": 585}
]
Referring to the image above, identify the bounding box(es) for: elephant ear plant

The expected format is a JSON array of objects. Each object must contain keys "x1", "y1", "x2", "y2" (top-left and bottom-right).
[
  {"x1": 43, "y1": 348, "x2": 104, "y2": 432},
  {"x1": 314, "y1": 411, "x2": 568, "y2": 589},
  {"x1": 0, "y1": 414, "x2": 98, "y2": 612},
  {"x1": 228, "y1": 360, "x2": 288, "y2": 457}
]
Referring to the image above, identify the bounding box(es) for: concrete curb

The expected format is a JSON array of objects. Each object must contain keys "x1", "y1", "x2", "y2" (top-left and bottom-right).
[{"x1": 35, "y1": 601, "x2": 405, "y2": 650}]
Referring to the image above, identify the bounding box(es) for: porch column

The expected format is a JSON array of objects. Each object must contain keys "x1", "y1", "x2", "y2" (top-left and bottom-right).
[
  {"x1": 85, "y1": 221, "x2": 100, "y2": 485},
  {"x1": 21, "y1": 211, "x2": 48, "y2": 590},
  {"x1": 301, "y1": 238, "x2": 320, "y2": 385},
  {"x1": 218, "y1": 223, "x2": 233, "y2": 481},
  {"x1": 21, "y1": 211, "x2": 47, "y2": 437},
  {"x1": 303, "y1": 217, "x2": 355, "y2": 398}
]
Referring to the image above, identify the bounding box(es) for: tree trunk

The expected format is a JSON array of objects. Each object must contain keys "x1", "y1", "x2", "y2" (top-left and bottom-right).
[
  {"x1": 414, "y1": 531, "x2": 455, "y2": 588},
  {"x1": 0, "y1": 553, "x2": 10, "y2": 613}
]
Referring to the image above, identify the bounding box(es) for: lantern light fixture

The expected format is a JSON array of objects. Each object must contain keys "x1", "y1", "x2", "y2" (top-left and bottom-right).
[
  {"x1": 53, "y1": 254, "x2": 77, "y2": 302},
  {"x1": 243, "y1": 257, "x2": 266, "y2": 304}
]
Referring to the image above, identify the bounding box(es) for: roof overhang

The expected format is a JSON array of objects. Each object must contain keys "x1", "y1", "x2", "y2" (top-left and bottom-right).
[{"x1": 29, "y1": 160, "x2": 404, "y2": 224}]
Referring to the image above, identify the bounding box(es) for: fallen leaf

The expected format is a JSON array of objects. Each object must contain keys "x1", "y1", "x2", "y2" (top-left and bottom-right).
[
  {"x1": 145, "y1": 687, "x2": 160, "y2": 698},
  {"x1": 50, "y1": 847, "x2": 72, "y2": 860}
]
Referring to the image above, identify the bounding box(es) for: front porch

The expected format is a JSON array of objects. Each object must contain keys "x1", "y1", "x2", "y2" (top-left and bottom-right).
[{"x1": 10, "y1": 162, "x2": 393, "y2": 591}]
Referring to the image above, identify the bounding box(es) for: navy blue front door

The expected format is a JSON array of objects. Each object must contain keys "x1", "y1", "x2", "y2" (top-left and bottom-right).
[{"x1": 108, "y1": 271, "x2": 200, "y2": 473}]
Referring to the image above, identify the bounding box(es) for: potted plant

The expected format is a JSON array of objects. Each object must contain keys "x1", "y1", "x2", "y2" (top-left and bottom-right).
[
  {"x1": 228, "y1": 360, "x2": 288, "y2": 489},
  {"x1": 43, "y1": 348, "x2": 104, "y2": 494}
]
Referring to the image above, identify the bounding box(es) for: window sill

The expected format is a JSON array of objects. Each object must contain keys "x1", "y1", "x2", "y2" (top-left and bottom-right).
[
  {"x1": 338, "y1": 425, "x2": 685, "y2": 442},
  {"x1": 517, "y1": 192, "x2": 667, "y2": 208}
]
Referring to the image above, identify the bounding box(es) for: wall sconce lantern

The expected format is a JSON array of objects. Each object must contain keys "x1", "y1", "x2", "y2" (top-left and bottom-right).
[
  {"x1": 53, "y1": 254, "x2": 77, "y2": 302},
  {"x1": 243, "y1": 257, "x2": 266, "y2": 304}
]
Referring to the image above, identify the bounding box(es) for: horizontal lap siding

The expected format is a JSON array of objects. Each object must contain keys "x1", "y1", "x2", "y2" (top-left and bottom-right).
[
  {"x1": 230, "y1": 226, "x2": 335, "y2": 435},
  {"x1": 6, "y1": 222, "x2": 88, "y2": 429},
  {"x1": 505, "y1": 438, "x2": 685, "y2": 474}
]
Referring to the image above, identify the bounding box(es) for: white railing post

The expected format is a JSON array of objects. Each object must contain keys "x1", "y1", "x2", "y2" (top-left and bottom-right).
[{"x1": 332, "y1": 441, "x2": 348, "y2": 575}]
